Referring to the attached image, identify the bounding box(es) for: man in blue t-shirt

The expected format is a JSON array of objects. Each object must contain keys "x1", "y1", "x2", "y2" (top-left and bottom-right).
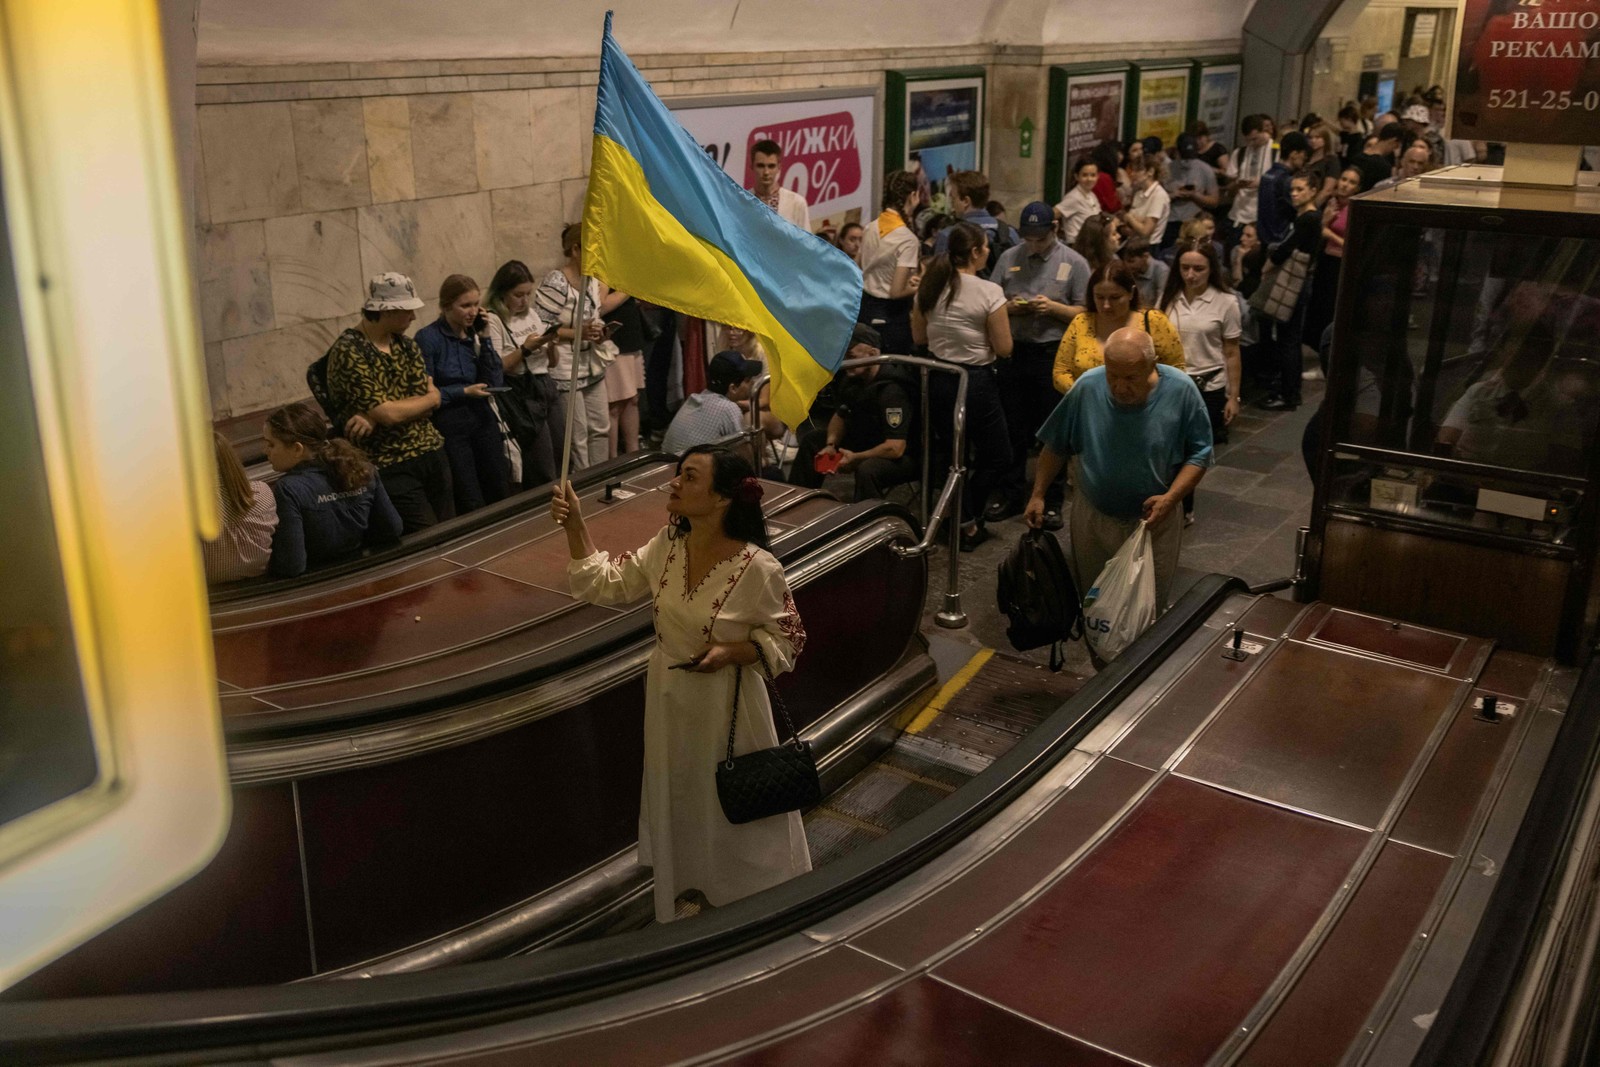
[{"x1": 1025, "y1": 329, "x2": 1213, "y2": 608}]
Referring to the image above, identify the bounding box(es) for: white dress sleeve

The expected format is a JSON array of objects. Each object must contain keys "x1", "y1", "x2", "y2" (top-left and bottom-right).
[
  {"x1": 568, "y1": 527, "x2": 670, "y2": 606},
  {"x1": 746, "y1": 554, "x2": 806, "y2": 679}
]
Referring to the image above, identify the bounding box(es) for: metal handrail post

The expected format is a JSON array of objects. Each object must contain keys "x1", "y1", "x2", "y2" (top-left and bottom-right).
[
  {"x1": 744, "y1": 371, "x2": 771, "y2": 473},
  {"x1": 934, "y1": 364, "x2": 968, "y2": 629},
  {"x1": 918, "y1": 363, "x2": 930, "y2": 530}
]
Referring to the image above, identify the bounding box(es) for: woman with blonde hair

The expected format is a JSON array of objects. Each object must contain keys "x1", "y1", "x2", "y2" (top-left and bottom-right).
[
  {"x1": 201, "y1": 431, "x2": 278, "y2": 583},
  {"x1": 263, "y1": 401, "x2": 402, "y2": 577}
]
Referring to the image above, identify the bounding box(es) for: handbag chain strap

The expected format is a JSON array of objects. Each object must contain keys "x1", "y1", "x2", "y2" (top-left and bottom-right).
[{"x1": 722, "y1": 642, "x2": 801, "y2": 767}]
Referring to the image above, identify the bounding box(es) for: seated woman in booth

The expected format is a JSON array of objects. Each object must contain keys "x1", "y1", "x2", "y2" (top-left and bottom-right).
[
  {"x1": 263, "y1": 401, "x2": 402, "y2": 578},
  {"x1": 551, "y1": 445, "x2": 811, "y2": 922}
]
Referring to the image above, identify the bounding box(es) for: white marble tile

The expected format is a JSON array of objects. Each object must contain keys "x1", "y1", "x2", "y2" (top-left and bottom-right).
[
  {"x1": 289, "y1": 98, "x2": 372, "y2": 211},
  {"x1": 472, "y1": 89, "x2": 535, "y2": 191},
  {"x1": 219, "y1": 319, "x2": 345, "y2": 414},
  {"x1": 196, "y1": 220, "x2": 275, "y2": 343},
  {"x1": 363, "y1": 96, "x2": 416, "y2": 204},
  {"x1": 489, "y1": 183, "x2": 566, "y2": 276},
  {"x1": 356, "y1": 192, "x2": 495, "y2": 313},
  {"x1": 264, "y1": 209, "x2": 364, "y2": 327},
  {"x1": 530, "y1": 87, "x2": 583, "y2": 185},
  {"x1": 198, "y1": 102, "x2": 301, "y2": 223},
  {"x1": 560, "y1": 177, "x2": 589, "y2": 227},
  {"x1": 408, "y1": 93, "x2": 478, "y2": 199}
]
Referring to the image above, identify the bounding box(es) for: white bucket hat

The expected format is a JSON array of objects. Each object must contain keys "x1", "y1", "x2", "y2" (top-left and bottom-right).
[{"x1": 363, "y1": 272, "x2": 425, "y2": 311}]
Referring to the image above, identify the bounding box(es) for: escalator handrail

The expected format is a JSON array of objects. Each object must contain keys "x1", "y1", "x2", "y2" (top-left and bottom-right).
[
  {"x1": 220, "y1": 495, "x2": 923, "y2": 742},
  {"x1": 1411, "y1": 655, "x2": 1600, "y2": 1066},
  {"x1": 0, "y1": 575, "x2": 1244, "y2": 1065},
  {"x1": 207, "y1": 452, "x2": 677, "y2": 607}
]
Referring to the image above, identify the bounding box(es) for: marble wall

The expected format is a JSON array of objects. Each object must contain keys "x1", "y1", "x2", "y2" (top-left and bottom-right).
[{"x1": 196, "y1": 40, "x2": 1232, "y2": 417}]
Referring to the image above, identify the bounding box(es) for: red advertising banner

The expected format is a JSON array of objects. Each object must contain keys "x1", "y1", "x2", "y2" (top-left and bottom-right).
[
  {"x1": 1453, "y1": 0, "x2": 1600, "y2": 144},
  {"x1": 741, "y1": 111, "x2": 863, "y2": 207}
]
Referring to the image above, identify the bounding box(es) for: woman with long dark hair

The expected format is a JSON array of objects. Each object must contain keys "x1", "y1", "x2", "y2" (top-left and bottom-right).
[
  {"x1": 856, "y1": 169, "x2": 922, "y2": 354},
  {"x1": 1055, "y1": 155, "x2": 1102, "y2": 243},
  {"x1": 912, "y1": 219, "x2": 1013, "y2": 551},
  {"x1": 416, "y1": 273, "x2": 511, "y2": 513},
  {"x1": 1072, "y1": 212, "x2": 1122, "y2": 275},
  {"x1": 552, "y1": 446, "x2": 810, "y2": 922},
  {"x1": 262, "y1": 401, "x2": 402, "y2": 577},
  {"x1": 1162, "y1": 239, "x2": 1241, "y2": 523},
  {"x1": 1055, "y1": 260, "x2": 1185, "y2": 394},
  {"x1": 484, "y1": 259, "x2": 562, "y2": 487}
]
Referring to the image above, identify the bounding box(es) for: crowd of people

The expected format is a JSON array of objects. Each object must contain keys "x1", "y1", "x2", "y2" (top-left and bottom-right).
[{"x1": 204, "y1": 92, "x2": 1463, "y2": 588}]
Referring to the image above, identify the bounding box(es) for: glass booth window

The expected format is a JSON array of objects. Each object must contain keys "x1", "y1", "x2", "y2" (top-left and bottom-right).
[
  {"x1": 0, "y1": 184, "x2": 100, "y2": 837},
  {"x1": 1338, "y1": 227, "x2": 1600, "y2": 479}
]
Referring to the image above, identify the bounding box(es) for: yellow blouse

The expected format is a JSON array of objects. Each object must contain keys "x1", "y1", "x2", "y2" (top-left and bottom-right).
[{"x1": 1052, "y1": 310, "x2": 1186, "y2": 393}]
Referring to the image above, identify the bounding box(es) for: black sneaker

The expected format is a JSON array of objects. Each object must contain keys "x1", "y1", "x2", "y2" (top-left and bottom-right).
[
  {"x1": 1042, "y1": 508, "x2": 1064, "y2": 531},
  {"x1": 958, "y1": 524, "x2": 992, "y2": 553},
  {"x1": 983, "y1": 497, "x2": 1023, "y2": 522},
  {"x1": 1259, "y1": 395, "x2": 1299, "y2": 411}
]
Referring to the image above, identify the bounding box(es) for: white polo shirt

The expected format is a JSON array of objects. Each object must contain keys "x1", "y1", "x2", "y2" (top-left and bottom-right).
[{"x1": 1166, "y1": 285, "x2": 1241, "y2": 390}]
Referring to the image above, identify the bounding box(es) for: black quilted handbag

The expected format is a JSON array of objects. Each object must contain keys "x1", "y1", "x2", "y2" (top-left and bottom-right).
[{"x1": 714, "y1": 646, "x2": 821, "y2": 825}]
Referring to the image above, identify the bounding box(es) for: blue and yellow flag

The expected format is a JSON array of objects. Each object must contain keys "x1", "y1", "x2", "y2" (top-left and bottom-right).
[{"x1": 583, "y1": 13, "x2": 863, "y2": 428}]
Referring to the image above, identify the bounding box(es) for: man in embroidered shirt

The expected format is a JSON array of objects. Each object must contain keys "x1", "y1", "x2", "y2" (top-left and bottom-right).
[
  {"x1": 749, "y1": 139, "x2": 812, "y2": 232},
  {"x1": 324, "y1": 272, "x2": 453, "y2": 533},
  {"x1": 1025, "y1": 329, "x2": 1213, "y2": 612},
  {"x1": 661, "y1": 351, "x2": 764, "y2": 456}
]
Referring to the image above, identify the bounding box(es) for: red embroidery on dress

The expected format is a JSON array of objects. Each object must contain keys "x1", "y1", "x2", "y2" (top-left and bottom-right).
[
  {"x1": 701, "y1": 552, "x2": 757, "y2": 641},
  {"x1": 616, "y1": 550, "x2": 635, "y2": 565},
  {"x1": 778, "y1": 591, "x2": 807, "y2": 656}
]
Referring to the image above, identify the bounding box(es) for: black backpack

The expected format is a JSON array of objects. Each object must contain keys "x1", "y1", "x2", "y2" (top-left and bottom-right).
[
  {"x1": 985, "y1": 221, "x2": 1018, "y2": 274},
  {"x1": 997, "y1": 530, "x2": 1084, "y2": 671}
]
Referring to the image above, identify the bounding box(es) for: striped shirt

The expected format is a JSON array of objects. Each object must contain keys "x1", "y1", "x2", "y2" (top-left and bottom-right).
[{"x1": 202, "y1": 481, "x2": 278, "y2": 584}]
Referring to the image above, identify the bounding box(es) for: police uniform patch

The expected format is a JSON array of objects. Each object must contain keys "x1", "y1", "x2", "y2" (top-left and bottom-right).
[{"x1": 885, "y1": 406, "x2": 904, "y2": 429}]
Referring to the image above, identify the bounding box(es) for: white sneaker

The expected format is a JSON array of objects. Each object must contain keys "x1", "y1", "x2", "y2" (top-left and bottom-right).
[
  {"x1": 1301, "y1": 367, "x2": 1324, "y2": 380},
  {"x1": 1183, "y1": 512, "x2": 1196, "y2": 527}
]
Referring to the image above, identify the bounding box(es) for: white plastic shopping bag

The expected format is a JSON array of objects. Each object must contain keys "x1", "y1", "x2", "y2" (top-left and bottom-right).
[{"x1": 1082, "y1": 522, "x2": 1158, "y2": 661}]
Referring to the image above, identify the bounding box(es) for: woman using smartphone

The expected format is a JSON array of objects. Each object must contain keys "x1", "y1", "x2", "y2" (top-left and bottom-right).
[{"x1": 416, "y1": 273, "x2": 511, "y2": 514}]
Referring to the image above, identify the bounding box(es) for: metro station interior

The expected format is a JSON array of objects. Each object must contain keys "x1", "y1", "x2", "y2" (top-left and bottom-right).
[{"x1": 3, "y1": 0, "x2": 1600, "y2": 1064}]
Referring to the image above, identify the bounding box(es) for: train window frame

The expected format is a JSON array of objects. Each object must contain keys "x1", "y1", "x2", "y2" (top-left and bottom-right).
[{"x1": 0, "y1": 0, "x2": 230, "y2": 990}]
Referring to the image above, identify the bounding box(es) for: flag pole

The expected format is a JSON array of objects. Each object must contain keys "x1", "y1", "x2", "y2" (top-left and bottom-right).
[{"x1": 557, "y1": 275, "x2": 592, "y2": 490}]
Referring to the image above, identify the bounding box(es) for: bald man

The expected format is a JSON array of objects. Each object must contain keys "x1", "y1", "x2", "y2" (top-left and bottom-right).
[{"x1": 1026, "y1": 328, "x2": 1213, "y2": 613}]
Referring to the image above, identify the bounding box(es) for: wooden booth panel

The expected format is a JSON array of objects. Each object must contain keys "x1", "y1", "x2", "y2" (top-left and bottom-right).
[{"x1": 1318, "y1": 519, "x2": 1567, "y2": 655}]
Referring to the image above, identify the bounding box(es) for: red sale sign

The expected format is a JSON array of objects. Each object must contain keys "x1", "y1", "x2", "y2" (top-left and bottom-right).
[
  {"x1": 741, "y1": 111, "x2": 864, "y2": 206},
  {"x1": 1454, "y1": 0, "x2": 1600, "y2": 144}
]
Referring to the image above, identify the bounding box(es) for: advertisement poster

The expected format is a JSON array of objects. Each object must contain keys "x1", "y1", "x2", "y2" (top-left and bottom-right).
[
  {"x1": 671, "y1": 93, "x2": 877, "y2": 232},
  {"x1": 1453, "y1": 0, "x2": 1600, "y2": 144},
  {"x1": 1196, "y1": 65, "x2": 1242, "y2": 140},
  {"x1": 1064, "y1": 71, "x2": 1126, "y2": 161},
  {"x1": 905, "y1": 76, "x2": 984, "y2": 189},
  {"x1": 1136, "y1": 68, "x2": 1191, "y2": 148}
]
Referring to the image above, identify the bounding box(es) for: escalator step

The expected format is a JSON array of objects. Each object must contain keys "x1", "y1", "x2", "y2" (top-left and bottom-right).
[
  {"x1": 878, "y1": 744, "x2": 974, "y2": 791},
  {"x1": 821, "y1": 768, "x2": 953, "y2": 832},
  {"x1": 803, "y1": 812, "x2": 885, "y2": 867}
]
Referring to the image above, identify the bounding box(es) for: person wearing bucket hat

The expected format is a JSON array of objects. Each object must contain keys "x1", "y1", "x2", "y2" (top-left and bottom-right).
[
  {"x1": 1401, "y1": 102, "x2": 1446, "y2": 167},
  {"x1": 323, "y1": 272, "x2": 455, "y2": 533}
]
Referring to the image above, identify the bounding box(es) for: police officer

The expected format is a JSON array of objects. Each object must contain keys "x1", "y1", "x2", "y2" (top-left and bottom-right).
[
  {"x1": 985, "y1": 201, "x2": 1089, "y2": 529},
  {"x1": 790, "y1": 325, "x2": 918, "y2": 501}
]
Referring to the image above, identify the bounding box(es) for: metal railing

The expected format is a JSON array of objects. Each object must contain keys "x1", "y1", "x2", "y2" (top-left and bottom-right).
[{"x1": 744, "y1": 356, "x2": 971, "y2": 628}]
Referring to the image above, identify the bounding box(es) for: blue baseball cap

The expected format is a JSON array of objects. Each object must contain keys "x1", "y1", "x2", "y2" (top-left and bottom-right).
[{"x1": 1018, "y1": 201, "x2": 1054, "y2": 236}]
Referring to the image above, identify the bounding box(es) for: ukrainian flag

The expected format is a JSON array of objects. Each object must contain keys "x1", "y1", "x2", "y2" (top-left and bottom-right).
[{"x1": 583, "y1": 13, "x2": 862, "y2": 428}]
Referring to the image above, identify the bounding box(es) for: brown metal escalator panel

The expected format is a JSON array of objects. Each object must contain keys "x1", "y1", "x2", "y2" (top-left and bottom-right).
[
  {"x1": 1238, "y1": 841, "x2": 1450, "y2": 1067},
  {"x1": 934, "y1": 776, "x2": 1368, "y2": 1067},
  {"x1": 1176, "y1": 641, "x2": 1463, "y2": 828},
  {"x1": 1390, "y1": 687, "x2": 1519, "y2": 856},
  {"x1": 720, "y1": 976, "x2": 1126, "y2": 1066},
  {"x1": 1298, "y1": 606, "x2": 1472, "y2": 674}
]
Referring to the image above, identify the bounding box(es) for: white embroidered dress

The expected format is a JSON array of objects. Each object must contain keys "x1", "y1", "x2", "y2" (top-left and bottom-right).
[{"x1": 569, "y1": 527, "x2": 811, "y2": 922}]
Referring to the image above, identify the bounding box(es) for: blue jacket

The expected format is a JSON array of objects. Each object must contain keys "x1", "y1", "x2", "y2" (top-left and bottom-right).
[
  {"x1": 1255, "y1": 162, "x2": 1296, "y2": 247},
  {"x1": 416, "y1": 318, "x2": 504, "y2": 408},
  {"x1": 268, "y1": 463, "x2": 403, "y2": 577}
]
